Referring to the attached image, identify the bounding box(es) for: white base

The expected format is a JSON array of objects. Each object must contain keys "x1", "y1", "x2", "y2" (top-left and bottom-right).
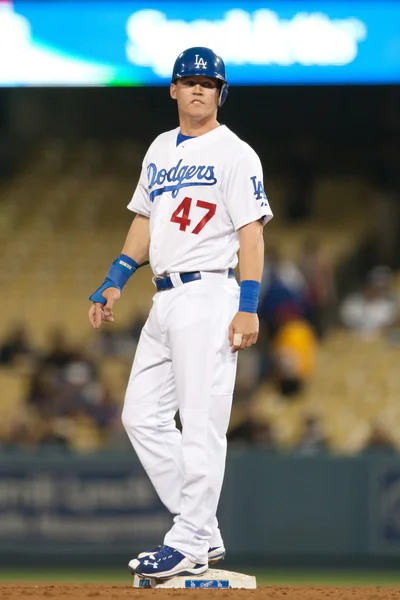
[{"x1": 133, "y1": 568, "x2": 256, "y2": 589}]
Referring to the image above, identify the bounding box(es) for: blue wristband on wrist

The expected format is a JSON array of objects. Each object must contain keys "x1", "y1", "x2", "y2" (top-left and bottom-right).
[
  {"x1": 89, "y1": 254, "x2": 139, "y2": 304},
  {"x1": 239, "y1": 280, "x2": 260, "y2": 314},
  {"x1": 106, "y1": 254, "x2": 139, "y2": 289}
]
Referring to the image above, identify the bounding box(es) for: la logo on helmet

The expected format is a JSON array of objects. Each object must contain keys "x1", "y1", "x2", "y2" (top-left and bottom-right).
[{"x1": 194, "y1": 55, "x2": 207, "y2": 69}]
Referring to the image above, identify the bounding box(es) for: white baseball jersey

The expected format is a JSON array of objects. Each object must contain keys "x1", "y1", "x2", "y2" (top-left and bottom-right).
[
  {"x1": 123, "y1": 124, "x2": 273, "y2": 564},
  {"x1": 128, "y1": 125, "x2": 273, "y2": 276}
]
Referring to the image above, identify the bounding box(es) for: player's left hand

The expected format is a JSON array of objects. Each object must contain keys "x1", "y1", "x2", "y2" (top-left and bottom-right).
[{"x1": 228, "y1": 311, "x2": 259, "y2": 352}]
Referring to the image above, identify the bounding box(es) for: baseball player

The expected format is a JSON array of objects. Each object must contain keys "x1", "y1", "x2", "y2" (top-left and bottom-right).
[{"x1": 88, "y1": 47, "x2": 273, "y2": 579}]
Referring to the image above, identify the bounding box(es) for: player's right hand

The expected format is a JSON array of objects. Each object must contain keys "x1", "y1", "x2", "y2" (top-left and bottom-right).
[{"x1": 88, "y1": 287, "x2": 121, "y2": 329}]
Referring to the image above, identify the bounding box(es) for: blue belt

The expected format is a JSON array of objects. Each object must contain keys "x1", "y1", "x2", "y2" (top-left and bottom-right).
[{"x1": 155, "y1": 268, "x2": 235, "y2": 292}]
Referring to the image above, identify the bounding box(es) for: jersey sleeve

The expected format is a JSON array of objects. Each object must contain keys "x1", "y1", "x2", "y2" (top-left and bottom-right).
[
  {"x1": 127, "y1": 158, "x2": 151, "y2": 217},
  {"x1": 225, "y1": 150, "x2": 273, "y2": 230}
]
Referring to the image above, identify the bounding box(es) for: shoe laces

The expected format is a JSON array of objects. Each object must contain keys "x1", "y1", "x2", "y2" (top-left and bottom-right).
[{"x1": 155, "y1": 545, "x2": 176, "y2": 560}]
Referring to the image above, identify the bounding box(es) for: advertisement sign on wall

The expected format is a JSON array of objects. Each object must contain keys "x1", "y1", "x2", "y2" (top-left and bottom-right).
[
  {"x1": 0, "y1": 1, "x2": 399, "y2": 86},
  {"x1": 0, "y1": 457, "x2": 171, "y2": 554}
]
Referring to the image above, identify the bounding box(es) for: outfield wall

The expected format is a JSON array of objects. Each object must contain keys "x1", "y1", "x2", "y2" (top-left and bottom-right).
[{"x1": 1, "y1": 450, "x2": 400, "y2": 567}]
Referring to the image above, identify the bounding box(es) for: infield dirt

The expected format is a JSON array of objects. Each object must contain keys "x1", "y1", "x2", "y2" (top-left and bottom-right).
[{"x1": 1, "y1": 584, "x2": 400, "y2": 599}]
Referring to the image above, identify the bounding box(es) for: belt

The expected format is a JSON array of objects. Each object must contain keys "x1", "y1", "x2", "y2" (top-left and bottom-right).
[{"x1": 154, "y1": 268, "x2": 235, "y2": 292}]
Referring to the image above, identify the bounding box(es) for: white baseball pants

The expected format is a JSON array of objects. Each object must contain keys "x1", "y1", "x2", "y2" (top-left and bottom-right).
[{"x1": 122, "y1": 271, "x2": 239, "y2": 564}]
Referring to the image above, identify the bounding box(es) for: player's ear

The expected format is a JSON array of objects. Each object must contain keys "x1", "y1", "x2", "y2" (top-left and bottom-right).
[{"x1": 170, "y1": 83, "x2": 177, "y2": 100}]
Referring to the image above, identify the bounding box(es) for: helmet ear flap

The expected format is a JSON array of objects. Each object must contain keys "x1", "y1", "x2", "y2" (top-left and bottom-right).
[{"x1": 219, "y1": 83, "x2": 229, "y2": 107}]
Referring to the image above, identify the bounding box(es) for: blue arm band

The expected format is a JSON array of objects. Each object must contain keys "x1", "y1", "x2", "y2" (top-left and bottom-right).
[
  {"x1": 105, "y1": 254, "x2": 139, "y2": 288},
  {"x1": 239, "y1": 280, "x2": 261, "y2": 314},
  {"x1": 89, "y1": 254, "x2": 138, "y2": 304}
]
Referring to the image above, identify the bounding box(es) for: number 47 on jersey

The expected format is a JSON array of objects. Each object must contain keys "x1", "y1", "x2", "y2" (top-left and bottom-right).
[{"x1": 170, "y1": 196, "x2": 216, "y2": 234}]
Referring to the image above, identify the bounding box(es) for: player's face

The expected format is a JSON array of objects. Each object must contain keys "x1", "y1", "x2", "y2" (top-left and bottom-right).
[{"x1": 170, "y1": 77, "x2": 220, "y2": 120}]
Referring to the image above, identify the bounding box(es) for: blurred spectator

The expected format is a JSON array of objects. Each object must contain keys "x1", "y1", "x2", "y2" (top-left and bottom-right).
[
  {"x1": 86, "y1": 386, "x2": 119, "y2": 430},
  {"x1": 339, "y1": 266, "x2": 397, "y2": 337},
  {"x1": 27, "y1": 368, "x2": 82, "y2": 419},
  {"x1": 362, "y1": 421, "x2": 397, "y2": 455},
  {"x1": 94, "y1": 326, "x2": 138, "y2": 358},
  {"x1": 2, "y1": 418, "x2": 36, "y2": 451},
  {"x1": 250, "y1": 420, "x2": 278, "y2": 449},
  {"x1": 27, "y1": 342, "x2": 98, "y2": 420},
  {"x1": 298, "y1": 238, "x2": 337, "y2": 338},
  {"x1": 37, "y1": 416, "x2": 71, "y2": 450},
  {"x1": 259, "y1": 246, "x2": 305, "y2": 338},
  {"x1": 0, "y1": 324, "x2": 35, "y2": 367},
  {"x1": 295, "y1": 414, "x2": 328, "y2": 455},
  {"x1": 26, "y1": 368, "x2": 58, "y2": 417},
  {"x1": 94, "y1": 328, "x2": 125, "y2": 357},
  {"x1": 228, "y1": 408, "x2": 278, "y2": 450},
  {"x1": 56, "y1": 348, "x2": 99, "y2": 417},
  {"x1": 42, "y1": 328, "x2": 74, "y2": 368},
  {"x1": 22, "y1": 326, "x2": 127, "y2": 452},
  {"x1": 62, "y1": 345, "x2": 98, "y2": 386},
  {"x1": 271, "y1": 305, "x2": 318, "y2": 397},
  {"x1": 93, "y1": 307, "x2": 147, "y2": 358},
  {"x1": 261, "y1": 245, "x2": 306, "y2": 300}
]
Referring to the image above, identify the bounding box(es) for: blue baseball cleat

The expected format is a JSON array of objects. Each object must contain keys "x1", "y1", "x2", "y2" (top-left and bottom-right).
[
  {"x1": 138, "y1": 544, "x2": 226, "y2": 564},
  {"x1": 137, "y1": 545, "x2": 163, "y2": 558},
  {"x1": 129, "y1": 545, "x2": 208, "y2": 579}
]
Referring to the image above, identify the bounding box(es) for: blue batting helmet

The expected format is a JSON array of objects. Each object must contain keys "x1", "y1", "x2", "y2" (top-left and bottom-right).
[{"x1": 171, "y1": 46, "x2": 229, "y2": 107}]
